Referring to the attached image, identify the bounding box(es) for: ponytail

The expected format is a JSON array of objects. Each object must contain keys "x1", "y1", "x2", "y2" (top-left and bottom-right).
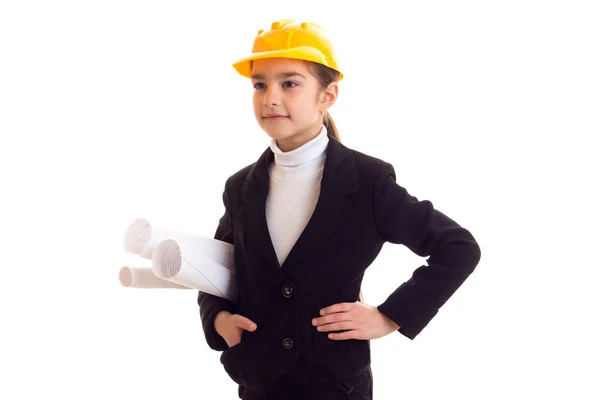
[{"x1": 323, "y1": 111, "x2": 341, "y2": 142}]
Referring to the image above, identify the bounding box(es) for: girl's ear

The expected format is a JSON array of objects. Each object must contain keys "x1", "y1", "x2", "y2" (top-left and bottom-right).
[{"x1": 321, "y1": 81, "x2": 339, "y2": 110}]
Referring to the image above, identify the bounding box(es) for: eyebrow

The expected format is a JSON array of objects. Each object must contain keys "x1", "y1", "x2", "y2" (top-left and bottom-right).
[{"x1": 250, "y1": 71, "x2": 307, "y2": 80}]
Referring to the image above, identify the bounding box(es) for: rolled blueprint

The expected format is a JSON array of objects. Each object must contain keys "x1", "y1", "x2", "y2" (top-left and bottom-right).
[
  {"x1": 151, "y1": 239, "x2": 236, "y2": 301},
  {"x1": 119, "y1": 266, "x2": 191, "y2": 289},
  {"x1": 123, "y1": 218, "x2": 234, "y2": 269}
]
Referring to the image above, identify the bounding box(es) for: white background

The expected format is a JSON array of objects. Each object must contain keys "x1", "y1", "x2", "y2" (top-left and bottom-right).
[{"x1": 1, "y1": 1, "x2": 599, "y2": 399}]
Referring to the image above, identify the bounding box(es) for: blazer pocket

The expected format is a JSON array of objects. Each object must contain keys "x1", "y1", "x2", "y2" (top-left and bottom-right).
[
  {"x1": 218, "y1": 331, "x2": 264, "y2": 393},
  {"x1": 219, "y1": 330, "x2": 248, "y2": 380},
  {"x1": 333, "y1": 382, "x2": 372, "y2": 400},
  {"x1": 219, "y1": 340, "x2": 249, "y2": 384},
  {"x1": 333, "y1": 367, "x2": 373, "y2": 400}
]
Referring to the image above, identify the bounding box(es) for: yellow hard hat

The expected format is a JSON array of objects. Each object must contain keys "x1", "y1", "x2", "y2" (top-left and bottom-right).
[{"x1": 232, "y1": 20, "x2": 343, "y2": 80}]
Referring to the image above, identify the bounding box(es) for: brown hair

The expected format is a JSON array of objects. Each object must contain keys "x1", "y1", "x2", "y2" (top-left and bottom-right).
[{"x1": 307, "y1": 62, "x2": 342, "y2": 142}]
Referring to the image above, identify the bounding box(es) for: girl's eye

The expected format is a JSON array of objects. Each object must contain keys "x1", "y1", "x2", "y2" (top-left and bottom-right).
[{"x1": 253, "y1": 81, "x2": 297, "y2": 90}]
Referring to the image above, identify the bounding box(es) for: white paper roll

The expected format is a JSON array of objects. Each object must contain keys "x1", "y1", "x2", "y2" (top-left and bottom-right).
[
  {"x1": 119, "y1": 266, "x2": 191, "y2": 289},
  {"x1": 123, "y1": 218, "x2": 234, "y2": 269},
  {"x1": 151, "y1": 239, "x2": 236, "y2": 301}
]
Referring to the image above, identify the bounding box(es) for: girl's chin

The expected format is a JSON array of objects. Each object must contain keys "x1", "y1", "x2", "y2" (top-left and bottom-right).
[{"x1": 262, "y1": 128, "x2": 293, "y2": 140}]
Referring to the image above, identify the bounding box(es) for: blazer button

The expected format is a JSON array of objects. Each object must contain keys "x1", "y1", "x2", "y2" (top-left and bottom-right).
[
  {"x1": 282, "y1": 284, "x2": 293, "y2": 298},
  {"x1": 282, "y1": 338, "x2": 294, "y2": 349}
]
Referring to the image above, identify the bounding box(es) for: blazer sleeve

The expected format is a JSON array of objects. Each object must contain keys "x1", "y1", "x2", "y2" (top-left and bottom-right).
[
  {"x1": 197, "y1": 178, "x2": 239, "y2": 351},
  {"x1": 374, "y1": 163, "x2": 481, "y2": 340}
]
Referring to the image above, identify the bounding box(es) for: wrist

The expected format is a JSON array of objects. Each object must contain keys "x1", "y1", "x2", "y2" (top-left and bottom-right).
[{"x1": 377, "y1": 308, "x2": 400, "y2": 331}]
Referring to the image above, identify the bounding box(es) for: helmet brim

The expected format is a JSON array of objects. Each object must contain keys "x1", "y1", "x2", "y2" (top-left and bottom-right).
[{"x1": 232, "y1": 46, "x2": 343, "y2": 80}]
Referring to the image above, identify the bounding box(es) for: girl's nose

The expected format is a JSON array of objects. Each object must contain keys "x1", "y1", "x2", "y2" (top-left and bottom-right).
[{"x1": 264, "y1": 87, "x2": 281, "y2": 106}]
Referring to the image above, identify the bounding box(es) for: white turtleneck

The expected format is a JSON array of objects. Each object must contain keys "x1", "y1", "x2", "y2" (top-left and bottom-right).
[{"x1": 266, "y1": 125, "x2": 329, "y2": 266}]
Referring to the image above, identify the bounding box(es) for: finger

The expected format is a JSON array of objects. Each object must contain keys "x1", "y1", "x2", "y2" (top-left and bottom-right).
[
  {"x1": 320, "y1": 302, "x2": 354, "y2": 316},
  {"x1": 234, "y1": 315, "x2": 257, "y2": 331},
  {"x1": 328, "y1": 330, "x2": 361, "y2": 341},
  {"x1": 316, "y1": 321, "x2": 355, "y2": 332},
  {"x1": 313, "y1": 311, "x2": 352, "y2": 326}
]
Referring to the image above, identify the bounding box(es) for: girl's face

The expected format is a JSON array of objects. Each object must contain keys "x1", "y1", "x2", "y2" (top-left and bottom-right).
[{"x1": 251, "y1": 58, "x2": 337, "y2": 152}]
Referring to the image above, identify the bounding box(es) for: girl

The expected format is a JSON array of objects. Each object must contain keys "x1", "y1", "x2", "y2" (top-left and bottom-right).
[{"x1": 198, "y1": 20, "x2": 481, "y2": 399}]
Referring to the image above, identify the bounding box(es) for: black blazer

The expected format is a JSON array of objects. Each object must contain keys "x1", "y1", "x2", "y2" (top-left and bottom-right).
[{"x1": 197, "y1": 135, "x2": 481, "y2": 394}]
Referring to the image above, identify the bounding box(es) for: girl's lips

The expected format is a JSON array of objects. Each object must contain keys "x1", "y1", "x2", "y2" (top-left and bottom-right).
[{"x1": 264, "y1": 116, "x2": 289, "y2": 120}]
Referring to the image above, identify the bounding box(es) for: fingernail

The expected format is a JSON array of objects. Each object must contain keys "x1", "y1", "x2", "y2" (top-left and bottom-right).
[{"x1": 312, "y1": 319, "x2": 318, "y2": 325}]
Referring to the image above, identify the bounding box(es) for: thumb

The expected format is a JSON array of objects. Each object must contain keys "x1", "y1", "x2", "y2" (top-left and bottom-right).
[{"x1": 234, "y1": 315, "x2": 257, "y2": 332}]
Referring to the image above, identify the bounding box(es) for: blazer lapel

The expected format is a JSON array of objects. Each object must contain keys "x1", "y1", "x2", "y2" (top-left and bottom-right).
[
  {"x1": 238, "y1": 147, "x2": 282, "y2": 273},
  {"x1": 280, "y1": 136, "x2": 359, "y2": 270},
  {"x1": 238, "y1": 136, "x2": 359, "y2": 273}
]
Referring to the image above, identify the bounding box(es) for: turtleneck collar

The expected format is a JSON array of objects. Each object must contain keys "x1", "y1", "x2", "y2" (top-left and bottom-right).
[
  {"x1": 268, "y1": 125, "x2": 329, "y2": 182},
  {"x1": 269, "y1": 125, "x2": 329, "y2": 167}
]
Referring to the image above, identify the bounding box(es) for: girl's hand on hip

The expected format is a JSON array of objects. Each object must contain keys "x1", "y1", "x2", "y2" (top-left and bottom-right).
[
  {"x1": 214, "y1": 311, "x2": 257, "y2": 348},
  {"x1": 312, "y1": 302, "x2": 400, "y2": 341}
]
